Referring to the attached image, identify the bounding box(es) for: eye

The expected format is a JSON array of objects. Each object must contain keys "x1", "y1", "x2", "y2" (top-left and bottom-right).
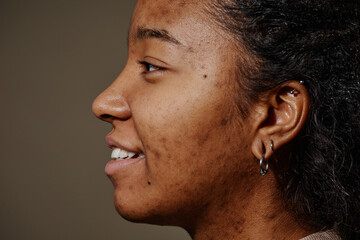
[{"x1": 139, "y1": 61, "x2": 160, "y2": 73}]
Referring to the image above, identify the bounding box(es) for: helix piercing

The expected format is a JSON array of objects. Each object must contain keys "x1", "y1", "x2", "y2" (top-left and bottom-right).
[{"x1": 290, "y1": 80, "x2": 305, "y2": 94}]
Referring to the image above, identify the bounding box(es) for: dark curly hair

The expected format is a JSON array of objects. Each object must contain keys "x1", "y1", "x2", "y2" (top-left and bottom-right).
[{"x1": 209, "y1": 0, "x2": 360, "y2": 239}]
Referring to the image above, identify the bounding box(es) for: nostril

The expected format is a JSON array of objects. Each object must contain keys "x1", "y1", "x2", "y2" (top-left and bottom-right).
[
  {"x1": 101, "y1": 114, "x2": 115, "y2": 121},
  {"x1": 100, "y1": 113, "x2": 131, "y2": 122}
]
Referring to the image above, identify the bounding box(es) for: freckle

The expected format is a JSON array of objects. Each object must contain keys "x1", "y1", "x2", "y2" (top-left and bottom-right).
[
  {"x1": 201, "y1": 65, "x2": 205, "y2": 69},
  {"x1": 129, "y1": 185, "x2": 133, "y2": 190},
  {"x1": 203, "y1": 74, "x2": 207, "y2": 79},
  {"x1": 221, "y1": 118, "x2": 228, "y2": 126},
  {"x1": 154, "y1": 151, "x2": 160, "y2": 158}
]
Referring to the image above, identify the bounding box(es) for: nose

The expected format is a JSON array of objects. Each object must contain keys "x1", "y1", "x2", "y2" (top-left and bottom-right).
[{"x1": 92, "y1": 80, "x2": 131, "y2": 124}]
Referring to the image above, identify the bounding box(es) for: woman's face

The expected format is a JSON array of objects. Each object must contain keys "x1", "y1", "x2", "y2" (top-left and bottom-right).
[{"x1": 93, "y1": 0, "x2": 256, "y2": 227}]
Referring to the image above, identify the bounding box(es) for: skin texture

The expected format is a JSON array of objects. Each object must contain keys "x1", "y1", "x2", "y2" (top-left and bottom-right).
[{"x1": 92, "y1": 0, "x2": 311, "y2": 239}]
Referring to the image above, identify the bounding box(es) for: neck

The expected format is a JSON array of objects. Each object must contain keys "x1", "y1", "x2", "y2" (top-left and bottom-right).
[{"x1": 185, "y1": 172, "x2": 314, "y2": 240}]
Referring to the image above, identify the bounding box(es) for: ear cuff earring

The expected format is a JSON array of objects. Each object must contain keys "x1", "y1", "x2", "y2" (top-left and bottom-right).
[{"x1": 260, "y1": 140, "x2": 274, "y2": 175}]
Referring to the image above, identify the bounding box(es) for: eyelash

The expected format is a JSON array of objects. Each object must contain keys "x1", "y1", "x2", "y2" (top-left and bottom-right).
[{"x1": 139, "y1": 61, "x2": 160, "y2": 73}]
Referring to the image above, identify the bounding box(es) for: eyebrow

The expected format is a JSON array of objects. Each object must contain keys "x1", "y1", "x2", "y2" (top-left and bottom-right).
[{"x1": 133, "y1": 27, "x2": 182, "y2": 46}]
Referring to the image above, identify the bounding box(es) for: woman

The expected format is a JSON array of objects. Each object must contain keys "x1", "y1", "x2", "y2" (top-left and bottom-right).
[{"x1": 92, "y1": 0, "x2": 360, "y2": 239}]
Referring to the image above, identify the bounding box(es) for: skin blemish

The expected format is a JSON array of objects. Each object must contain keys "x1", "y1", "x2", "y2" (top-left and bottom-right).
[
  {"x1": 215, "y1": 81, "x2": 224, "y2": 89},
  {"x1": 221, "y1": 118, "x2": 228, "y2": 126},
  {"x1": 197, "y1": 131, "x2": 210, "y2": 146},
  {"x1": 153, "y1": 150, "x2": 161, "y2": 158},
  {"x1": 161, "y1": 9, "x2": 170, "y2": 16},
  {"x1": 203, "y1": 74, "x2": 208, "y2": 79},
  {"x1": 177, "y1": 1, "x2": 186, "y2": 7}
]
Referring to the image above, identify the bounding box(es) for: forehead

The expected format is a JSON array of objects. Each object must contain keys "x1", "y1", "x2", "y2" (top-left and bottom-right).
[
  {"x1": 133, "y1": 0, "x2": 203, "y2": 24},
  {"x1": 129, "y1": 0, "x2": 225, "y2": 49}
]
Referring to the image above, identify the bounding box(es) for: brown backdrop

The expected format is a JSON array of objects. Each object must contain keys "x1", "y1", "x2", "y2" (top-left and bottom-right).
[{"x1": 0, "y1": 1, "x2": 190, "y2": 239}]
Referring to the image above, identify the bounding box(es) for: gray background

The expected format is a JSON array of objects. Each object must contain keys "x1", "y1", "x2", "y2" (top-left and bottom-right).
[{"x1": 0, "y1": 1, "x2": 191, "y2": 239}]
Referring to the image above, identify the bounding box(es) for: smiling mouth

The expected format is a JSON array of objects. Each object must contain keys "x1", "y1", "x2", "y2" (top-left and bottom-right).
[{"x1": 111, "y1": 148, "x2": 145, "y2": 161}]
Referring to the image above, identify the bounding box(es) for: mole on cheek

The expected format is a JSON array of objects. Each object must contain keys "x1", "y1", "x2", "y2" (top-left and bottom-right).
[{"x1": 203, "y1": 74, "x2": 208, "y2": 79}]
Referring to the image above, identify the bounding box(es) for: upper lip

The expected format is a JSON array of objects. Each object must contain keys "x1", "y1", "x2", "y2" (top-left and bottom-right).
[{"x1": 105, "y1": 135, "x2": 142, "y2": 153}]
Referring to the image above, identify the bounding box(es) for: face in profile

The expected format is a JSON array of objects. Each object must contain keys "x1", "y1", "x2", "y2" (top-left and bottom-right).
[{"x1": 92, "y1": 0, "x2": 257, "y2": 228}]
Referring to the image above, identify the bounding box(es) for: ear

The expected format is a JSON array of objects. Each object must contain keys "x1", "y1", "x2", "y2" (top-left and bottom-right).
[{"x1": 250, "y1": 81, "x2": 310, "y2": 160}]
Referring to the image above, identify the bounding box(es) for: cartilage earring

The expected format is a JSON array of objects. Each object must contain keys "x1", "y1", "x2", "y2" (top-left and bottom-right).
[{"x1": 290, "y1": 80, "x2": 304, "y2": 94}]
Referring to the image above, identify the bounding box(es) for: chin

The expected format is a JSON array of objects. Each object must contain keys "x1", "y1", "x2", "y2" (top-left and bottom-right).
[
  {"x1": 112, "y1": 190, "x2": 186, "y2": 226},
  {"x1": 112, "y1": 188, "x2": 159, "y2": 224}
]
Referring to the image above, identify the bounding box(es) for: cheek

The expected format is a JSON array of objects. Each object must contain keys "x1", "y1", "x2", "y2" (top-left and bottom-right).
[{"x1": 133, "y1": 83, "x2": 246, "y2": 196}]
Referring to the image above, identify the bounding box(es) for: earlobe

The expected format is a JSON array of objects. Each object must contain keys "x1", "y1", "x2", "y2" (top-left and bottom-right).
[{"x1": 251, "y1": 81, "x2": 310, "y2": 160}]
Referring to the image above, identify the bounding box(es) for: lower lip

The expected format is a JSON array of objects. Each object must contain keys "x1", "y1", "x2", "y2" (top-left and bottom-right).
[{"x1": 105, "y1": 157, "x2": 145, "y2": 176}]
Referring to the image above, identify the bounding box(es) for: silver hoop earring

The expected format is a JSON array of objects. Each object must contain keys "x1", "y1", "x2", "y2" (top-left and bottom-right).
[{"x1": 260, "y1": 155, "x2": 269, "y2": 175}]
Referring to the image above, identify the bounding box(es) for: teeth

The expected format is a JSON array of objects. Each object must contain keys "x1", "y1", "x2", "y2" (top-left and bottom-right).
[{"x1": 111, "y1": 148, "x2": 142, "y2": 160}]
